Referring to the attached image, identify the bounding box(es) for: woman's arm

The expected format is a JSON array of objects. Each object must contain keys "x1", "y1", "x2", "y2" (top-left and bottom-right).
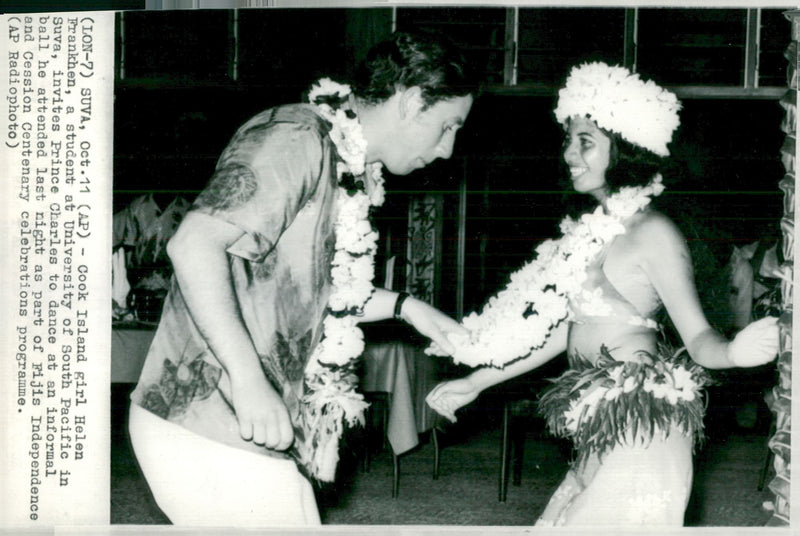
[
  {"x1": 467, "y1": 322, "x2": 569, "y2": 390},
  {"x1": 633, "y1": 212, "x2": 778, "y2": 369},
  {"x1": 426, "y1": 322, "x2": 569, "y2": 422}
]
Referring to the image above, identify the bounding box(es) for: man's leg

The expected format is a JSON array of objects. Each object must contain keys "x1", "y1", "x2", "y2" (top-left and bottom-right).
[{"x1": 129, "y1": 403, "x2": 320, "y2": 526}]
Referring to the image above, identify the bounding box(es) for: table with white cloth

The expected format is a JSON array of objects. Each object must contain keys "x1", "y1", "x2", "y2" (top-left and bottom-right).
[
  {"x1": 360, "y1": 340, "x2": 439, "y2": 456},
  {"x1": 111, "y1": 326, "x2": 438, "y2": 457},
  {"x1": 111, "y1": 323, "x2": 158, "y2": 383}
]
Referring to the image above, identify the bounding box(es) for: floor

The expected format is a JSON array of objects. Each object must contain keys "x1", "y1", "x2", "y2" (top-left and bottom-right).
[{"x1": 110, "y1": 383, "x2": 779, "y2": 528}]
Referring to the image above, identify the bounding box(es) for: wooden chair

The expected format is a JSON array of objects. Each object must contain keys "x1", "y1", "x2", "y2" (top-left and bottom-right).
[
  {"x1": 499, "y1": 397, "x2": 543, "y2": 501},
  {"x1": 360, "y1": 391, "x2": 402, "y2": 497},
  {"x1": 427, "y1": 363, "x2": 564, "y2": 502},
  {"x1": 493, "y1": 359, "x2": 567, "y2": 501}
]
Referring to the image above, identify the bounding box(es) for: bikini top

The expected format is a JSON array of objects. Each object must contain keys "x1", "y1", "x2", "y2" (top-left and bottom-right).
[{"x1": 568, "y1": 245, "x2": 660, "y2": 331}]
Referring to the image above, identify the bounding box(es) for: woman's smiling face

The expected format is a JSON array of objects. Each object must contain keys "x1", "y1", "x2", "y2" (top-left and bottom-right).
[{"x1": 562, "y1": 116, "x2": 612, "y2": 201}]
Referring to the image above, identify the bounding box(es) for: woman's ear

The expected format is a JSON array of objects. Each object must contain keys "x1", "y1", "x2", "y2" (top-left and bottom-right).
[{"x1": 399, "y1": 86, "x2": 425, "y2": 119}]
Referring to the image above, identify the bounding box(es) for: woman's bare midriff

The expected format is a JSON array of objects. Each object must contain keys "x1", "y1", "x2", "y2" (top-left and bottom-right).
[{"x1": 567, "y1": 321, "x2": 658, "y2": 364}]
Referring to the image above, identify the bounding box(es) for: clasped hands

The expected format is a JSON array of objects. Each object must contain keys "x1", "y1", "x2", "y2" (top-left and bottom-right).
[
  {"x1": 396, "y1": 297, "x2": 477, "y2": 423},
  {"x1": 398, "y1": 296, "x2": 469, "y2": 356}
]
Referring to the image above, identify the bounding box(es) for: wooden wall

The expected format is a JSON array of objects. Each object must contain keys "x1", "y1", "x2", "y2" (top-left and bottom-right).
[{"x1": 112, "y1": 7, "x2": 791, "y2": 323}]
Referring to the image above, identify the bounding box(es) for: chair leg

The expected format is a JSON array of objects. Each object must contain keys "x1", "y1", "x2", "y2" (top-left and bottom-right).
[
  {"x1": 432, "y1": 426, "x2": 440, "y2": 480},
  {"x1": 758, "y1": 441, "x2": 776, "y2": 491},
  {"x1": 381, "y1": 399, "x2": 390, "y2": 452},
  {"x1": 362, "y1": 444, "x2": 371, "y2": 473},
  {"x1": 392, "y1": 452, "x2": 400, "y2": 498},
  {"x1": 512, "y1": 422, "x2": 524, "y2": 486},
  {"x1": 758, "y1": 418, "x2": 778, "y2": 491},
  {"x1": 499, "y1": 401, "x2": 511, "y2": 502},
  {"x1": 361, "y1": 405, "x2": 372, "y2": 473}
]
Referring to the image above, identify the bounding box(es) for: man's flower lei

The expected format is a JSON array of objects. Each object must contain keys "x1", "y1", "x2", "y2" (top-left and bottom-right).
[
  {"x1": 428, "y1": 176, "x2": 665, "y2": 368},
  {"x1": 297, "y1": 78, "x2": 385, "y2": 482}
]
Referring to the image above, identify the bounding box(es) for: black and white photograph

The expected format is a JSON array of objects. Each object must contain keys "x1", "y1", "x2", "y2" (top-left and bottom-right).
[{"x1": 1, "y1": 1, "x2": 797, "y2": 534}]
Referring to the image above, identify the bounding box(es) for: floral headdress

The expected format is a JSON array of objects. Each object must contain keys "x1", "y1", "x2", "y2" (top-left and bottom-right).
[{"x1": 554, "y1": 62, "x2": 681, "y2": 157}]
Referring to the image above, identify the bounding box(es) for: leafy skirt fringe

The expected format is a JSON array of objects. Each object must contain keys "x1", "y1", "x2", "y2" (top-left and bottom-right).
[
  {"x1": 538, "y1": 345, "x2": 711, "y2": 468},
  {"x1": 535, "y1": 345, "x2": 711, "y2": 526}
]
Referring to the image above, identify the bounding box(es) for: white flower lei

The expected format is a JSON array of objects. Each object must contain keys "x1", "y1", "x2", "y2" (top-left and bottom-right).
[
  {"x1": 306, "y1": 78, "x2": 385, "y2": 368},
  {"x1": 297, "y1": 78, "x2": 385, "y2": 482},
  {"x1": 428, "y1": 176, "x2": 665, "y2": 368}
]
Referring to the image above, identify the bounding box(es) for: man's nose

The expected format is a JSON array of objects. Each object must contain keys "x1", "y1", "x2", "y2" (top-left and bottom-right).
[{"x1": 435, "y1": 135, "x2": 455, "y2": 160}]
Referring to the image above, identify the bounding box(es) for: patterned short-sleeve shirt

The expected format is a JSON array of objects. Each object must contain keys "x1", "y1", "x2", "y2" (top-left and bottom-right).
[{"x1": 130, "y1": 104, "x2": 340, "y2": 460}]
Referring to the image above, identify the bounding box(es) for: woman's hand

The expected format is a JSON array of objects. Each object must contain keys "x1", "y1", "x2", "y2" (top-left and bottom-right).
[
  {"x1": 426, "y1": 377, "x2": 481, "y2": 423},
  {"x1": 400, "y1": 297, "x2": 469, "y2": 356},
  {"x1": 727, "y1": 316, "x2": 780, "y2": 368},
  {"x1": 230, "y1": 373, "x2": 295, "y2": 451}
]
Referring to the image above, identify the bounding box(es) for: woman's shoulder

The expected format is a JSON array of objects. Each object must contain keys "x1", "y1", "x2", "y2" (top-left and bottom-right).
[{"x1": 625, "y1": 209, "x2": 686, "y2": 250}]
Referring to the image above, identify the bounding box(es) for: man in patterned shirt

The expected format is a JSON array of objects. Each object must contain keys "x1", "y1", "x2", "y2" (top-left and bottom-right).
[{"x1": 128, "y1": 31, "x2": 480, "y2": 526}]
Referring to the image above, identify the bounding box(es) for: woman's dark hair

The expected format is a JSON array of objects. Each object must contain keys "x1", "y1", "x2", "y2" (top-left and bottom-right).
[
  {"x1": 602, "y1": 127, "x2": 667, "y2": 192},
  {"x1": 353, "y1": 31, "x2": 482, "y2": 107}
]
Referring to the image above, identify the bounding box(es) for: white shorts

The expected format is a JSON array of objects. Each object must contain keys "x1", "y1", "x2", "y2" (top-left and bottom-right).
[{"x1": 128, "y1": 404, "x2": 321, "y2": 527}]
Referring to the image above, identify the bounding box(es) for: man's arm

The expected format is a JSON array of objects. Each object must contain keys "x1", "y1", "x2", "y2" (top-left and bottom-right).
[
  {"x1": 167, "y1": 211, "x2": 294, "y2": 450},
  {"x1": 360, "y1": 288, "x2": 469, "y2": 355}
]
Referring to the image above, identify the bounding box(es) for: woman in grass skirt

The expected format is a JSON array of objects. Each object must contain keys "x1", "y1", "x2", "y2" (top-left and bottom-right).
[{"x1": 426, "y1": 62, "x2": 779, "y2": 527}]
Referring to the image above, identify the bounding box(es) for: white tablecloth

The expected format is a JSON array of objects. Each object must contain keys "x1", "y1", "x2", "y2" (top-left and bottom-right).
[
  {"x1": 111, "y1": 325, "x2": 156, "y2": 383},
  {"x1": 361, "y1": 340, "x2": 438, "y2": 455}
]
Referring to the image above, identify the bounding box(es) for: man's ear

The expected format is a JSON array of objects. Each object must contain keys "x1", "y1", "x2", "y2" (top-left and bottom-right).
[{"x1": 399, "y1": 86, "x2": 424, "y2": 120}]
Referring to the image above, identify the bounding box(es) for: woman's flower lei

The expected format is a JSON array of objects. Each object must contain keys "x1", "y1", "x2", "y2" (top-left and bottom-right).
[
  {"x1": 428, "y1": 176, "x2": 665, "y2": 368},
  {"x1": 296, "y1": 78, "x2": 385, "y2": 482}
]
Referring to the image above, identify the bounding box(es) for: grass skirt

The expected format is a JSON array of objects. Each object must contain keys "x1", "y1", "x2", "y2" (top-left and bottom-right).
[
  {"x1": 535, "y1": 345, "x2": 711, "y2": 526},
  {"x1": 538, "y1": 344, "x2": 712, "y2": 468}
]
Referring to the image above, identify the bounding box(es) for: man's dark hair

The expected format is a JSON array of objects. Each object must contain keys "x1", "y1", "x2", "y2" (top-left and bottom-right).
[{"x1": 353, "y1": 31, "x2": 481, "y2": 107}]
